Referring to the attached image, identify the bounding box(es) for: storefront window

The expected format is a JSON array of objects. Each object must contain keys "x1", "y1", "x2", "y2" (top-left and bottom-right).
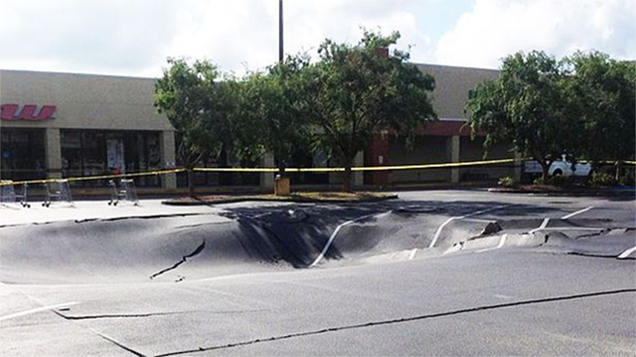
[
  {"x1": 0, "y1": 128, "x2": 46, "y2": 181},
  {"x1": 174, "y1": 138, "x2": 260, "y2": 188},
  {"x1": 61, "y1": 130, "x2": 161, "y2": 187}
]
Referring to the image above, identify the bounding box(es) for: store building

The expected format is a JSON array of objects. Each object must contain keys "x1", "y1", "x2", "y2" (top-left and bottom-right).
[
  {"x1": 0, "y1": 70, "x2": 176, "y2": 188},
  {"x1": 364, "y1": 64, "x2": 514, "y2": 186},
  {"x1": 0, "y1": 64, "x2": 514, "y2": 190}
]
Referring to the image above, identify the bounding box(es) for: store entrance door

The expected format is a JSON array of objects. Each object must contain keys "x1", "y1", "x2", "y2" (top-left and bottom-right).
[{"x1": 106, "y1": 138, "x2": 125, "y2": 174}]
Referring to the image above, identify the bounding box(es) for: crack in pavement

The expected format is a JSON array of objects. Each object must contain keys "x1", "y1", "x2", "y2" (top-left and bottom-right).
[
  {"x1": 567, "y1": 252, "x2": 636, "y2": 260},
  {"x1": 74, "y1": 213, "x2": 215, "y2": 224},
  {"x1": 59, "y1": 311, "x2": 189, "y2": 320},
  {"x1": 51, "y1": 310, "x2": 147, "y2": 357},
  {"x1": 0, "y1": 213, "x2": 218, "y2": 228},
  {"x1": 57, "y1": 309, "x2": 267, "y2": 321},
  {"x1": 154, "y1": 288, "x2": 636, "y2": 357},
  {"x1": 149, "y1": 240, "x2": 206, "y2": 280},
  {"x1": 174, "y1": 221, "x2": 233, "y2": 230}
]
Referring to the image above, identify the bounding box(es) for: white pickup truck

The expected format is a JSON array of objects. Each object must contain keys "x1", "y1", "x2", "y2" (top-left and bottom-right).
[{"x1": 524, "y1": 156, "x2": 592, "y2": 177}]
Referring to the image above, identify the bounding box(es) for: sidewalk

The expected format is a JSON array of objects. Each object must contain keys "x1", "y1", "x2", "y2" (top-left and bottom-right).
[{"x1": 0, "y1": 199, "x2": 227, "y2": 227}]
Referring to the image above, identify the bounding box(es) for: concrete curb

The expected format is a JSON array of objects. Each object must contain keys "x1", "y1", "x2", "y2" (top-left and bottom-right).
[
  {"x1": 488, "y1": 187, "x2": 635, "y2": 196},
  {"x1": 162, "y1": 194, "x2": 399, "y2": 206}
]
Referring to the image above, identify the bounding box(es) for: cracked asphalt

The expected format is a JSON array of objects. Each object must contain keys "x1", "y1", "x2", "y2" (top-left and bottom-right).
[{"x1": 1, "y1": 189, "x2": 635, "y2": 356}]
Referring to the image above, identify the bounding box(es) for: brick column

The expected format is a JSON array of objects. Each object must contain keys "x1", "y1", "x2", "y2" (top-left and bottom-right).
[
  {"x1": 446, "y1": 135, "x2": 460, "y2": 183},
  {"x1": 45, "y1": 128, "x2": 62, "y2": 179},
  {"x1": 364, "y1": 133, "x2": 389, "y2": 185},
  {"x1": 160, "y1": 130, "x2": 177, "y2": 189}
]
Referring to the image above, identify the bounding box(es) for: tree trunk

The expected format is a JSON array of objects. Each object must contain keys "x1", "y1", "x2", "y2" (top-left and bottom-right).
[
  {"x1": 342, "y1": 165, "x2": 353, "y2": 192},
  {"x1": 187, "y1": 167, "x2": 196, "y2": 198},
  {"x1": 615, "y1": 161, "x2": 622, "y2": 182},
  {"x1": 540, "y1": 161, "x2": 550, "y2": 184}
]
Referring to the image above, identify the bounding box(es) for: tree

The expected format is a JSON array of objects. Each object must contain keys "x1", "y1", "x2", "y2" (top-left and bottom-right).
[
  {"x1": 307, "y1": 30, "x2": 437, "y2": 191},
  {"x1": 565, "y1": 51, "x2": 636, "y2": 178},
  {"x1": 154, "y1": 58, "x2": 235, "y2": 197},
  {"x1": 466, "y1": 51, "x2": 579, "y2": 183},
  {"x1": 240, "y1": 55, "x2": 313, "y2": 175}
]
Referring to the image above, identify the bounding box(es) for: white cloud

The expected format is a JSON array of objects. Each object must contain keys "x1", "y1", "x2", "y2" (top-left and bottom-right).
[
  {"x1": 435, "y1": 0, "x2": 636, "y2": 69},
  {"x1": 0, "y1": 0, "x2": 183, "y2": 76},
  {"x1": 162, "y1": 0, "x2": 432, "y2": 76},
  {"x1": 0, "y1": 0, "x2": 433, "y2": 78}
]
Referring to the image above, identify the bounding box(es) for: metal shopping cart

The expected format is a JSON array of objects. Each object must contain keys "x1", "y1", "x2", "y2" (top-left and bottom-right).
[
  {"x1": 0, "y1": 181, "x2": 30, "y2": 208},
  {"x1": 108, "y1": 179, "x2": 139, "y2": 206},
  {"x1": 42, "y1": 179, "x2": 73, "y2": 207}
]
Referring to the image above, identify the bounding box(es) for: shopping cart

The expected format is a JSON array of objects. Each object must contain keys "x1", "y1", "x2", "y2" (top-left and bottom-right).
[
  {"x1": 42, "y1": 179, "x2": 73, "y2": 207},
  {"x1": 108, "y1": 179, "x2": 139, "y2": 206},
  {"x1": 0, "y1": 181, "x2": 30, "y2": 208}
]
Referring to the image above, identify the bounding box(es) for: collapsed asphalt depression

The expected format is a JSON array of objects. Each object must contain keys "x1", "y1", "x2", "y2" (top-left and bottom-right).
[
  {"x1": 2, "y1": 193, "x2": 634, "y2": 357},
  {"x1": 1, "y1": 201, "x2": 632, "y2": 285}
]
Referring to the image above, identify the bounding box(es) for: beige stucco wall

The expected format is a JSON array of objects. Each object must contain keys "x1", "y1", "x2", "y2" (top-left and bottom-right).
[
  {"x1": 415, "y1": 64, "x2": 498, "y2": 120},
  {"x1": 0, "y1": 69, "x2": 173, "y2": 132},
  {"x1": 1, "y1": 65, "x2": 508, "y2": 187}
]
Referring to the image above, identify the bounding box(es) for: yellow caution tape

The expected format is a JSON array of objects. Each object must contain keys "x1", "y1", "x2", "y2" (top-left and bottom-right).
[
  {"x1": 193, "y1": 167, "x2": 279, "y2": 173},
  {"x1": 598, "y1": 160, "x2": 636, "y2": 165},
  {"x1": 353, "y1": 158, "x2": 516, "y2": 171},
  {"x1": 193, "y1": 158, "x2": 517, "y2": 173},
  {"x1": 2, "y1": 157, "x2": 632, "y2": 186},
  {"x1": 65, "y1": 168, "x2": 186, "y2": 182},
  {"x1": 0, "y1": 168, "x2": 186, "y2": 186}
]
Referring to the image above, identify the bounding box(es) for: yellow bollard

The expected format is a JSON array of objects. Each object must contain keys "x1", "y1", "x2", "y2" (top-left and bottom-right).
[{"x1": 274, "y1": 175, "x2": 290, "y2": 196}]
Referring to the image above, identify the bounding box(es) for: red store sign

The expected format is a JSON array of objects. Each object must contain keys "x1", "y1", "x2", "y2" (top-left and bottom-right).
[{"x1": 0, "y1": 104, "x2": 56, "y2": 121}]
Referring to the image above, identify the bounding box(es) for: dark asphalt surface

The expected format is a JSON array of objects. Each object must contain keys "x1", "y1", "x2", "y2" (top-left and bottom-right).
[{"x1": 1, "y1": 189, "x2": 634, "y2": 356}]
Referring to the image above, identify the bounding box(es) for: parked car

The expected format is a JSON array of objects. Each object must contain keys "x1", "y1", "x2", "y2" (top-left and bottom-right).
[{"x1": 524, "y1": 155, "x2": 592, "y2": 177}]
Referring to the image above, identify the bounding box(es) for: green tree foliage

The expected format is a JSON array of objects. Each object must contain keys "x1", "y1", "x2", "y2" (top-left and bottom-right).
[
  {"x1": 565, "y1": 51, "x2": 636, "y2": 164},
  {"x1": 154, "y1": 31, "x2": 438, "y2": 193},
  {"x1": 308, "y1": 30, "x2": 437, "y2": 191},
  {"x1": 154, "y1": 58, "x2": 235, "y2": 197},
  {"x1": 241, "y1": 55, "x2": 313, "y2": 174},
  {"x1": 466, "y1": 51, "x2": 579, "y2": 183}
]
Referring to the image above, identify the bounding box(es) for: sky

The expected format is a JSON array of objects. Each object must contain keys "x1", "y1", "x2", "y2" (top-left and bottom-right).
[{"x1": 0, "y1": 0, "x2": 634, "y2": 78}]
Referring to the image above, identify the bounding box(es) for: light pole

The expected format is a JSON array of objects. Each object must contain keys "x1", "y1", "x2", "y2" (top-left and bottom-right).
[
  {"x1": 279, "y1": 0, "x2": 284, "y2": 63},
  {"x1": 273, "y1": 0, "x2": 292, "y2": 196}
]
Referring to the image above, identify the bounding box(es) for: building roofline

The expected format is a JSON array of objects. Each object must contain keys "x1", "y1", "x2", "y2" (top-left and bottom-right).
[
  {"x1": 0, "y1": 68, "x2": 157, "y2": 81},
  {"x1": 2, "y1": 62, "x2": 502, "y2": 80},
  {"x1": 411, "y1": 62, "x2": 500, "y2": 73}
]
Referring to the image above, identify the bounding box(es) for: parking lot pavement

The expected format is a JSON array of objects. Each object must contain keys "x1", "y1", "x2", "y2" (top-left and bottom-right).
[
  {"x1": 1, "y1": 190, "x2": 634, "y2": 356},
  {"x1": 0, "y1": 199, "x2": 295, "y2": 227}
]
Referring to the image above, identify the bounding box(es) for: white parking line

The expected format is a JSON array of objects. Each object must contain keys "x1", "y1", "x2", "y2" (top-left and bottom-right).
[
  {"x1": 429, "y1": 217, "x2": 457, "y2": 248},
  {"x1": 477, "y1": 234, "x2": 508, "y2": 253},
  {"x1": 618, "y1": 246, "x2": 636, "y2": 259},
  {"x1": 428, "y1": 205, "x2": 508, "y2": 248},
  {"x1": 0, "y1": 301, "x2": 80, "y2": 322},
  {"x1": 541, "y1": 227, "x2": 606, "y2": 231},
  {"x1": 561, "y1": 206, "x2": 594, "y2": 219},
  {"x1": 309, "y1": 211, "x2": 392, "y2": 267},
  {"x1": 461, "y1": 218, "x2": 497, "y2": 224},
  {"x1": 529, "y1": 218, "x2": 550, "y2": 234},
  {"x1": 408, "y1": 248, "x2": 418, "y2": 260}
]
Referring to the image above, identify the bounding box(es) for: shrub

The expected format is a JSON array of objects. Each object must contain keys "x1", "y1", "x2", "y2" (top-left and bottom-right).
[
  {"x1": 590, "y1": 172, "x2": 617, "y2": 187},
  {"x1": 546, "y1": 174, "x2": 572, "y2": 187},
  {"x1": 619, "y1": 170, "x2": 635, "y2": 186},
  {"x1": 532, "y1": 177, "x2": 544, "y2": 185},
  {"x1": 498, "y1": 176, "x2": 517, "y2": 188}
]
